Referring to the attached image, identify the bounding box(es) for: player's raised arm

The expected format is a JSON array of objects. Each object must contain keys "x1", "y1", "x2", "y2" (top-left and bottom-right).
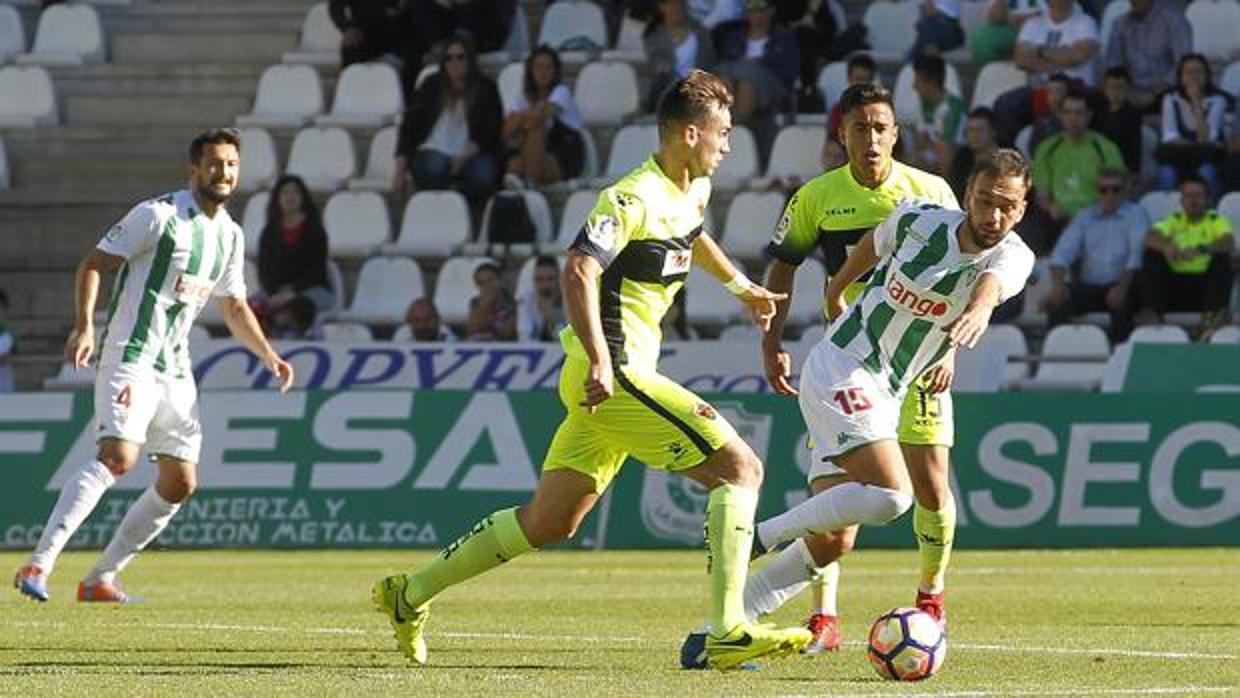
[
  {"x1": 691, "y1": 233, "x2": 786, "y2": 332},
  {"x1": 824, "y1": 229, "x2": 880, "y2": 321}
]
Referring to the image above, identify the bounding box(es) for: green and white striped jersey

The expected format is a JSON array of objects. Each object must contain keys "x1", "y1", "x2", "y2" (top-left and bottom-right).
[
  {"x1": 96, "y1": 189, "x2": 246, "y2": 375},
  {"x1": 828, "y1": 201, "x2": 1034, "y2": 397}
]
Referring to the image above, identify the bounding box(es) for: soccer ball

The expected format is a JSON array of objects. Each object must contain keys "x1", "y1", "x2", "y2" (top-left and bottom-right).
[{"x1": 866, "y1": 607, "x2": 946, "y2": 681}]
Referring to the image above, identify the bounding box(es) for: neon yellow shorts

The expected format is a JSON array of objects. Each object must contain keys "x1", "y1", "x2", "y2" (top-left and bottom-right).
[
  {"x1": 896, "y1": 375, "x2": 954, "y2": 447},
  {"x1": 542, "y1": 357, "x2": 738, "y2": 493}
]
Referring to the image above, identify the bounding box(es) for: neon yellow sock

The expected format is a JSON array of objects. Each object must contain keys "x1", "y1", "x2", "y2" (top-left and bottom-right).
[
  {"x1": 914, "y1": 497, "x2": 956, "y2": 594},
  {"x1": 404, "y1": 507, "x2": 534, "y2": 609},
  {"x1": 706, "y1": 484, "x2": 759, "y2": 635}
]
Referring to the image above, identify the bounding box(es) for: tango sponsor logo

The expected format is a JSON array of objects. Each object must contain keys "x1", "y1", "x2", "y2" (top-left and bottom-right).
[{"x1": 886, "y1": 277, "x2": 949, "y2": 318}]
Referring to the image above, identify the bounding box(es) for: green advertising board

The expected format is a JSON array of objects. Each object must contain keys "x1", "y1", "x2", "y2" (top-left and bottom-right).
[{"x1": 1, "y1": 391, "x2": 1237, "y2": 551}]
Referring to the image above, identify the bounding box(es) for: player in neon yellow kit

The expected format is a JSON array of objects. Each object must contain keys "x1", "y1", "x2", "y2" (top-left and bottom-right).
[{"x1": 371, "y1": 70, "x2": 811, "y2": 670}]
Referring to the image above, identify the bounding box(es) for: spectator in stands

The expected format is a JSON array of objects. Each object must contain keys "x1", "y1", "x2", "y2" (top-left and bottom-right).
[
  {"x1": 821, "y1": 53, "x2": 876, "y2": 170},
  {"x1": 328, "y1": 1, "x2": 422, "y2": 79},
  {"x1": 1226, "y1": 123, "x2": 1240, "y2": 195},
  {"x1": 1103, "y1": 0, "x2": 1191, "y2": 110},
  {"x1": 1141, "y1": 176, "x2": 1235, "y2": 334},
  {"x1": 948, "y1": 107, "x2": 998, "y2": 198},
  {"x1": 910, "y1": 0, "x2": 965, "y2": 60},
  {"x1": 644, "y1": 0, "x2": 717, "y2": 111},
  {"x1": 0, "y1": 289, "x2": 13, "y2": 393},
  {"x1": 1026, "y1": 71, "x2": 1070, "y2": 154},
  {"x1": 774, "y1": 0, "x2": 839, "y2": 111},
  {"x1": 1092, "y1": 66, "x2": 1142, "y2": 174},
  {"x1": 419, "y1": 0, "x2": 516, "y2": 54},
  {"x1": 517, "y1": 256, "x2": 566, "y2": 342},
  {"x1": 503, "y1": 46, "x2": 587, "y2": 189},
  {"x1": 267, "y1": 295, "x2": 322, "y2": 341},
  {"x1": 714, "y1": 0, "x2": 800, "y2": 130},
  {"x1": 1043, "y1": 169, "x2": 1147, "y2": 341},
  {"x1": 403, "y1": 297, "x2": 455, "y2": 342},
  {"x1": 688, "y1": 0, "x2": 744, "y2": 30},
  {"x1": 1155, "y1": 53, "x2": 1231, "y2": 196},
  {"x1": 256, "y1": 175, "x2": 335, "y2": 330},
  {"x1": 969, "y1": 0, "x2": 1044, "y2": 64},
  {"x1": 467, "y1": 261, "x2": 517, "y2": 341},
  {"x1": 394, "y1": 35, "x2": 503, "y2": 212},
  {"x1": 1029, "y1": 90, "x2": 1125, "y2": 252},
  {"x1": 909, "y1": 53, "x2": 965, "y2": 176}
]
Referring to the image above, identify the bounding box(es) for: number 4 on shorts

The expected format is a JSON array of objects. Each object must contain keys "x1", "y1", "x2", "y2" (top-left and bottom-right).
[
  {"x1": 115, "y1": 385, "x2": 132, "y2": 408},
  {"x1": 832, "y1": 387, "x2": 871, "y2": 415}
]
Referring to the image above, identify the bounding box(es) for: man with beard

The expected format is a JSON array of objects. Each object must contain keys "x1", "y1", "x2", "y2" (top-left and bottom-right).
[{"x1": 13, "y1": 129, "x2": 294, "y2": 603}]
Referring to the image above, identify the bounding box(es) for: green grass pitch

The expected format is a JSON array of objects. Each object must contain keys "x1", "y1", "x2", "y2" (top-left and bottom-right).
[{"x1": 2, "y1": 548, "x2": 1237, "y2": 696}]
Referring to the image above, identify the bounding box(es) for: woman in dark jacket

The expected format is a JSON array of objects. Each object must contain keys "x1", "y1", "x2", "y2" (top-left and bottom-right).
[
  {"x1": 393, "y1": 34, "x2": 503, "y2": 209},
  {"x1": 256, "y1": 174, "x2": 335, "y2": 326}
]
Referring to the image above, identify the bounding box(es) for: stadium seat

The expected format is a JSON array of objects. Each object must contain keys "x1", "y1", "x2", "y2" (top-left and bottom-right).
[
  {"x1": 1221, "y1": 62, "x2": 1240, "y2": 102},
  {"x1": 470, "y1": 190, "x2": 554, "y2": 256},
  {"x1": 348, "y1": 126, "x2": 398, "y2": 192},
  {"x1": 1139, "y1": 190, "x2": 1179, "y2": 224},
  {"x1": 43, "y1": 362, "x2": 96, "y2": 390},
  {"x1": 1098, "y1": 0, "x2": 1130, "y2": 55},
  {"x1": 816, "y1": 62, "x2": 849, "y2": 111},
  {"x1": 1217, "y1": 191, "x2": 1240, "y2": 232},
  {"x1": 713, "y1": 125, "x2": 759, "y2": 190},
  {"x1": 970, "y1": 61, "x2": 1026, "y2": 109},
  {"x1": 766, "y1": 126, "x2": 826, "y2": 182},
  {"x1": 480, "y1": 3, "x2": 530, "y2": 67},
  {"x1": 575, "y1": 61, "x2": 639, "y2": 126},
  {"x1": 236, "y1": 128, "x2": 278, "y2": 193},
  {"x1": 601, "y1": 13, "x2": 647, "y2": 63},
  {"x1": 600, "y1": 124, "x2": 658, "y2": 182},
  {"x1": 685, "y1": 265, "x2": 743, "y2": 328},
  {"x1": 385, "y1": 189, "x2": 471, "y2": 258},
  {"x1": 17, "y1": 3, "x2": 105, "y2": 65},
  {"x1": 341, "y1": 256, "x2": 425, "y2": 325},
  {"x1": 497, "y1": 61, "x2": 524, "y2": 114},
  {"x1": 554, "y1": 188, "x2": 598, "y2": 249},
  {"x1": 316, "y1": 62, "x2": 402, "y2": 128},
  {"x1": 285, "y1": 127, "x2": 355, "y2": 192},
  {"x1": 434, "y1": 256, "x2": 496, "y2": 325},
  {"x1": 1209, "y1": 325, "x2": 1240, "y2": 344},
  {"x1": 0, "y1": 65, "x2": 57, "y2": 126},
  {"x1": 320, "y1": 321, "x2": 375, "y2": 341},
  {"x1": 1129, "y1": 325, "x2": 1190, "y2": 344},
  {"x1": 1186, "y1": 0, "x2": 1240, "y2": 62},
  {"x1": 0, "y1": 5, "x2": 26, "y2": 63},
  {"x1": 956, "y1": 323, "x2": 1028, "y2": 391},
  {"x1": 1014, "y1": 125, "x2": 1033, "y2": 158},
  {"x1": 282, "y1": 3, "x2": 341, "y2": 66},
  {"x1": 0, "y1": 136, "x2": 8, "y2": 190},
  {"x1": 236, "y1": 64, "x2": 324, "y2": 128},
  {"x1": 1020, "y1": 324, "x2": 1110, "y2": 391},
  {"x1": 718, "y1": 323, "x2": 763, "y2": 343},
  {"x1": 863, "y1": 2, "x2": 919, "y2": 63},
  {"x1": 324, "y1": 258, "x2": 346, "y2": 318},
  {"x1": 787, "y1": 258, "x2": 828, "y2": 327},
  {"x1": 241, "y1": 191, "x2": 268, "y2": 257},
  {"x1": 721, "y1": 191, "x2": 785, "y2": 261},
  {"x1": 892, "y1": 63, "x2": 962, "y2": 125},
  {"x1": 322, "y1": 190, "x2": 391, "y2": 259},
  {"x1": 538, "y1": 0, "x2": 608, "y2": 62}
]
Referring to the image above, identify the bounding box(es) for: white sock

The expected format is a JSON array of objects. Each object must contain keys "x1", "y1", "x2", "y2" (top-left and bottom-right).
[
  {"x1": 29, "y1": 460, "x2": 117, "y2": 573},
  {"x1": 85, "y1": 486, "x2": 179, "y2": 585},
  {"x1": 756, "y1": 482, "x2": 913, "y2": 551},
  {"x1": 810, "y1": 561, "x2": 840, "y2": 616},
  {"x1": 743, "y1": 538, "x2": 816, "y2": 620}
]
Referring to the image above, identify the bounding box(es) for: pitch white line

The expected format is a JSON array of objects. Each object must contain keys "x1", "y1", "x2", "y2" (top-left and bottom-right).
[{"x1": 778, "y1": 688, "x2": 1236, "y2": 698}]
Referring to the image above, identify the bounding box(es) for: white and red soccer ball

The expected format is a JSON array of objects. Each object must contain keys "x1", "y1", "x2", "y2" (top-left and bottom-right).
[{"x1": 866, "y1": 607, "x2": 947, "y2": 681}]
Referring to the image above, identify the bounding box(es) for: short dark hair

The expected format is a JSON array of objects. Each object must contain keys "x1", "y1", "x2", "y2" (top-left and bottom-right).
[
  {"x1": 1060, "y1": 89, "x2": 1090, "y2": 110},
  {"x1": 1097, "y1": 167, "x2": 1127, "y2": 183},
  {"x1": 656, "y1": 69, "x2": 733, "y2": 139},
  {"x1": 967, "y1": 106, "x2": 996, "y2": 127},
  {"x1": 838, "y1": 83, "x2": 894, "y2": 120},
  {"x1": 913, "y1": 53, "x2": 946, "y2": 87},
  {"x1": 1179, "y1": 173, "x2": 1208, "y2": 191},
  {"x1": 189, "y1": 128, "x2": 241, "y2": 164},
  {"x1": 969, "y1": 148, "x2": 1031, "y2": 190},
  {"x1": 533, "y1": 255, "x2": 558, "y2": 270},
  {"x1": 846, "y1": 53, "x2": 876, "y2": 74},
  {"x1": 1103, "y1": 66, "x2": 1130, "y2": 82}
]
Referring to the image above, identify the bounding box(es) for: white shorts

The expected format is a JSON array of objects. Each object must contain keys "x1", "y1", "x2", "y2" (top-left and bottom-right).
[
  {"x1": 798, "y1": 344, "x2": 900, "y2": 479},
  {"x1": 95, "y1": 362, "x2": 202, "y2": 462}
]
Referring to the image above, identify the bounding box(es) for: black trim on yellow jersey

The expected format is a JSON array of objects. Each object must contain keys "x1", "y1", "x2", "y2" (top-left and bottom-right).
[{"x1": 599, "y1": 228, "x2": 701, "y2": 366}]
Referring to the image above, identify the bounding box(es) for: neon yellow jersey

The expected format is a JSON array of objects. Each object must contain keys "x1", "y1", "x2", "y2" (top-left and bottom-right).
[
  {"x1": 1153, "y1": 210, "x2": 1233, "y2": 274},
  {"x1": 560, "y1": 156, "x2": 711, "y2": 371},
  {"x1": 767, "y1": 160, "x2": 958, "y2": 310}
]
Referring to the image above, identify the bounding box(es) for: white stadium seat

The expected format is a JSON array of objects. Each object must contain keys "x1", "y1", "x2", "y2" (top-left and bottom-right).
[
  {"x1": 282, "y1": 3, "x2": 341, "y2": 66},
  {"x1": 1221, "y1": 61, "x2": 1240, "y2": 101},
  {"x1": 1128, "y1": 325, "x2": 1190, "y2": 344},
  {"x1": 538, "y1": 0, "x2": 607, "y2": 61},
  {"x1": 497, "y1": 61, "x2": 524, "y2": 114},
  {"x1": 817, "y1": 62, "x2": 849, "y2": 110},
  {"x1": 0, "y1": 5, "x2": 26, "y2": 63},
  {"x1": 1139, "y1": 190, "x2": 1179, "y2": 224},
  {"x1": 1098, "y1": 0, "x2": 1130, "y2": 55},
  {"x1": 17, "y1": 3, "x2": 105, "y2": 65},
  {"x1": 713, "y1": 125, "x2": 759, "y2": 190},
  {"x1": 600, "y1": 124, "x2": 658, "y2": 181},
  {"x1": 348, "y1": 126, "x2": 398, "y2": 192},
  {"x1": 766, "y1": 126, "x2": 825, "y2": 182},
  {"x1": 435, "y1": 256, "x2": 497, "y2": 325},
  {"x1": 321, "y1": 322, "x2": 374, "y2": 341},
  {"x1": 1014, "y1": 125, "x2": 1033, "y2": 158},
  {"x1": 1186, "y1": 0, "x2": 1240, "y2": 61},
  {"x1": 718, "y1": 323, "x2": 763, "y2": 343},
  {"x1": 1216, "y1": 191, "x2": 1240, "y2": 233},
  {"x1": 236, "y1": 64, "x2": 324, "y2": 128},
  {"x1": 43, "y1": 362, "x2": 96, "y2": 390},
  {"x1": 316, "y1": 62, "x2": 402, "y2": 128},
  {"x1": 342, "y1": 256, "x2": 425, "y2": 325},
  {"x1": 787, "y1": 258, "x2": 828, "y2": 327},
  {"x1": 324, "y1": 258, "x2": 346, "y2": 318},
  {"x1": 0, "y1": 136, "x2": 8, "y2": 189},
  {"x1": 241, "y1": 190, "x2": 268, "y2": 257},
  {"x1": 721, "y1": 191, "x2": 785, "y2": 261},
  {"x1": 1020, "y1": 324, "x2": 1110, "y2": 391},
  {"x1": 863, "y1": 2, "x2": 919, "y2": 62},
  {"x1": 236, "y1": 127, "x2": 278, "y2": 193},
  {"x1": 285, "y1": 127, "x2": 355, "y2": 192},
  {"x1": 0, "y1": 65, "x2": 57, "y2": 127},
  {"x1": 322, "y1": 190, "x2": 391, "y2": 259},
  {"x1": 1209, "y1": 325, "x2": 1240, "y2": 344},
  {"x1": 685, "y1": 265, "x2": 743, "y2": 328},
  {"x1": 956, "y1": 323, "x2": 1029, "y2": 391},
  {"x1": 601, "y1": 13, "x2": 647, "y2": 62},
  {"x1": 555, "y1": 188, "x2": 598, "y2": 249},
  {"x1": 385, "y1": 189, "x2": 472, "y2": 258},
  {"x1": 471, "y1": 190, "x2": 554, "y2": 256},
  {"x1": 575, "y1": 61, "x2": 638, "y2": 126},
  {"x1": 971, "y1": 61, "x2": 1026, "y2": 110},
  {"x1": 892, "y1": 63, "x2": 962, "y2": 125}
]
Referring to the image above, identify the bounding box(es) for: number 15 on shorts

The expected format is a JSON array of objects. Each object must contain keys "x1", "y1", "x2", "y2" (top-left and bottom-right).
[{"x1": 833, "y1": 387, "x2": 872, "y2": 415}]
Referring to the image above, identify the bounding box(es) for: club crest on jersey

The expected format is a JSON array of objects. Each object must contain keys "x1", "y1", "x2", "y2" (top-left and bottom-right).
[
  {"x1": 662, "y1": 249, "x2": 692, "y2": 276},
  {"x1": 694, "y1": 403, "x2": 717, "y2": 420},
  {"x1": 587, "y1": 215, "x2": 618, "y2": 251},
  {"x1": 886, "y1": 276, "x2": 949, "y2": 318}
]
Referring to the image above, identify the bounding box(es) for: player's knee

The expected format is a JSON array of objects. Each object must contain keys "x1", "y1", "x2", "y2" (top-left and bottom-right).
[
  {"x1": 97, "y1": 449, "x2": 136, "y2": 477},
  {"x1": 156, "y1": 471, "x2": 197, "y2": 503},
  {"x1": 521, "y1": 513, "x2": 577, "y2": 548},
  {"x1": 870, "y1": 486, "x2": 915, "y2": 524},
  {"x1": 915, "y1": 484, "x2": 952, "y2": 512}
]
